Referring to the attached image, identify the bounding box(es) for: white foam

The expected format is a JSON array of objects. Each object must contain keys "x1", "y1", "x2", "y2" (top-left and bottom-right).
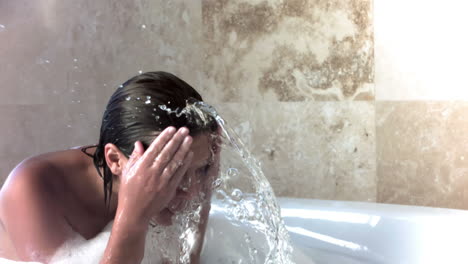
[{"x1": 0, "y1": 258, "x2": 41, "y2": 264}]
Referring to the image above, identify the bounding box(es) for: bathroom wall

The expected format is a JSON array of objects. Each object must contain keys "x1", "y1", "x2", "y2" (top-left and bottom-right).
[
  {"x1": 374, "y1": 0, "x2": 468, "y2": 209},
  {"x1": 0, "y1": 0, "x2": 205, "y2": 182},
  {"x1": 1, "y1": 0, "x2": 468, "y2": 210}
]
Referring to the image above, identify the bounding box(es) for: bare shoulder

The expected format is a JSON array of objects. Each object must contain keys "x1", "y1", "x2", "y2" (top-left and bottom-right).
[
  {"x1": 1, "y1": 152, "x2": 65, "y2": 193},
  {"x1": 1, "y1": 146, "x2": 91, "y2": 194},
  {"x1": 0, "y1": 153, "x2": 77, "y2": 261}
]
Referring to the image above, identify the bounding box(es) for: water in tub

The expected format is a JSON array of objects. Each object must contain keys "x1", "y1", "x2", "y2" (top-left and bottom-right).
[{"x1": 1, "y1": 102, "x2": 299, "y2": 264}]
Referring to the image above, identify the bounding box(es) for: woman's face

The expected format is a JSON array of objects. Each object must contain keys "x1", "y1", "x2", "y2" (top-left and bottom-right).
[{"x1": 153, "y1": 132, "x2": 219, "y2": 226}]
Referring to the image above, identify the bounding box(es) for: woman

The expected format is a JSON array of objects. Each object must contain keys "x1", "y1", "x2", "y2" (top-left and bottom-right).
[{"x1": 0, "y1": 71, "x2": 220, "y2": 263}]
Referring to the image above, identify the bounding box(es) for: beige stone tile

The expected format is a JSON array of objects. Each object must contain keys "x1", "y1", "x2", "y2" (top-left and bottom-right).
[
  {"x1": 202, "y1": 0, "x2": 374, "y2": 102},
  {"x1": 293, "y1": 101, "x2": 376, "y2": 200},
  {"x1": 376, "y1": 102, "x2": 468, "y2": 209},
  {"x1": 0, "y1": 101, "x2": 101, "y2": 185},
  {"x1": 375, "y1": 0, "x2": 468, "y2": 100},
  {"x1": 215, "y1": 101, "x2": 376, "y2": 201},
  {"x1": 0, "y1": 103, "x2": 101, "y2": 165},
  {"x1": 0, "y1": 0, "x2": 203, "y2": 106}
]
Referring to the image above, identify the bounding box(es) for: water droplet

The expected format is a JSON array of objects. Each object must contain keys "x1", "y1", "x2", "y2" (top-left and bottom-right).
[
  {"x1": 73, "y1": 58, "x2": 78, "y2": 62},
  {"x1": 159, "y1": 104, "x2": 167, "y2": 110},
  {"x1": 193, "y1": 212, "x2": 200, "y2": 223},
  {"x1": 73, "y1": 66, "x2": 78, "y2": 69},
  {"x1": 119, "y1": 84, "x2": 123, "y2": 88},
  {"x1": 212, "y1": 178, "x2": 222, "y2": 188},
  {"x1": 227, "y1": 168, "x2": 239, "y2": 178},
  {"x1": 0, "y1": 24, "x2": 5, "y2": 32},
  {"x1": 74, "y1": 81, "x2": 79, "y2": 85},
  {"x1": 77, "y1": 100, "x2": 80, "y2": 103},
  {"x1": 141, "y1": 24, "x2": 146, "y2": 29},
  {"x1": 136, "y1": 97, "x2": 141, "y2": 100},
  {"x1": 67, "y1": 125, "x2": 72, "y2": 128},
  {"x1": 256, "y1": 160, "x2": 262, "y2": 167},
  {"x1": 71, "y1": 89, "x2": 75, "y2": 93},
  {"x1": 103, "y1": 83, "x2": 107, "y2": 87},
  {"x1": 146, "y1": 96, "x2": 151, "y2": 100},
  {"x1": 231, "y1": 189, "x2": 243, "y2": 201},
  {"x1": 215, "y1": 189, "x2": 226, "y2": 200},
  {"x1": 138, "y1": 70, "x2": 143, "y2": 74},
  {"x1": 126, "y1": 96, "x2": 131, "y2": 101},
  {"x1": 155, "y1": 116, "x2": 160, "y2": 121},
  {"x1": 145, "y1": 99, "x2": 151, "y2": 104}
]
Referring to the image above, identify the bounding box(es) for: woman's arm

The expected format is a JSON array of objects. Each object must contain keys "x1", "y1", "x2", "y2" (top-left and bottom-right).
[
  {"x1": 99, "y1": 209, "x2": 149, "y2": 264},
  {"x1": 189, "y1": 202, "x2": 210, "y2": 264}
]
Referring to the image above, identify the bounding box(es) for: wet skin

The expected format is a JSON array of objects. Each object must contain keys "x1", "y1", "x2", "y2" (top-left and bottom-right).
[{"x1": 0, "y1": 127, "x2": 219, "y2": 263}]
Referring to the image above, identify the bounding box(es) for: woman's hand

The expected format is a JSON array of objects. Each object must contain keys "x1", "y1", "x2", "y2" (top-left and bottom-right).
[{"x1": 117, "y1": 126, "x2": 194, "y2": 227}]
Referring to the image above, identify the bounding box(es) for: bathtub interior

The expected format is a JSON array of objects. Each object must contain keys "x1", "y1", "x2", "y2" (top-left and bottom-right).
[
  {"x1": 202, "y1": 197, "x2": 468, "y2": 264},
  {"x1": 276, "y1": 198, "x2": 468, "y2": 264}
]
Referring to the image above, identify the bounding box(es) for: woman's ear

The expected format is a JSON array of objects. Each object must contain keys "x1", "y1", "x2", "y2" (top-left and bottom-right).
[{"x1": 103, "y1": 143, "x2": 128, "y2": 177}]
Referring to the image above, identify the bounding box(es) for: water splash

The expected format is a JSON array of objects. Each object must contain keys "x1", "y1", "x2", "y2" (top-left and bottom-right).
[{"x1": 145, "y1": 101, "x2": 294, "y2": 264}]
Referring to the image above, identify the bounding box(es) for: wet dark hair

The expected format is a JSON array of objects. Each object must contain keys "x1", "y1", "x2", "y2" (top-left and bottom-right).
[{"x1": 84, "y1": 71, "x2": 217, "y2": 206}]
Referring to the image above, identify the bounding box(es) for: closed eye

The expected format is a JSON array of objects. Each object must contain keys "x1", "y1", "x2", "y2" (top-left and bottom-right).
[{"x1": 197, "y1": 164, "x2": 211, "y2": 176}]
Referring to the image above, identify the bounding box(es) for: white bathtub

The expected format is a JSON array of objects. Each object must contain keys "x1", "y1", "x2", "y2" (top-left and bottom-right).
[
  {"x1": 3, "y1": 198, "x2": 468, "y2": 264},
  {"x1": 202, "y1": 198, "x2": 468, "y2": 264}
]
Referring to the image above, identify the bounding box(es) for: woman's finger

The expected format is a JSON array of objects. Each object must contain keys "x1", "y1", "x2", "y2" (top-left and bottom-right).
[
  {"x1": 159, "y1": 135, "x2": 193, "y2": 183},
  {"x1": 140, "y1": 126, "x2": 177, "y2": 166},
  {"x1": 124, "y1": 141, "x2": 144, "y2": 171},
  {"x1": 152, "y1": 127, "x2": 190, "y2": 172},
  {"x1": 168, "y1": 150, "x2": 193, "y2": 189}
]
